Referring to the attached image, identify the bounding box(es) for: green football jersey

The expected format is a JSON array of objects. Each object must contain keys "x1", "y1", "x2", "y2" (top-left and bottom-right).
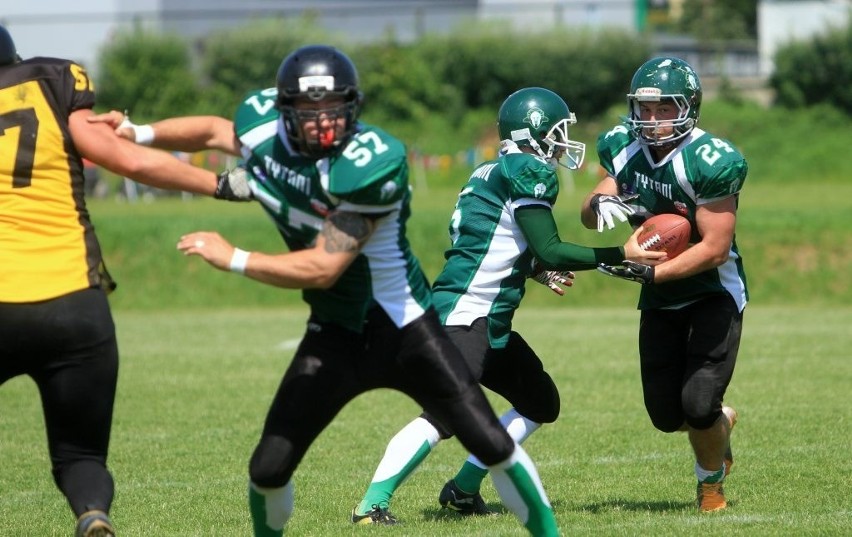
[
  {"x1": 432, "y1": 150, "x2": 560, "y2": 348},
  {"x1": 232, "y1": 88, "x2": 431, "y2": 332},
  {"x1": 597, "y1": 124, "x2": 749, "y2": 311}
]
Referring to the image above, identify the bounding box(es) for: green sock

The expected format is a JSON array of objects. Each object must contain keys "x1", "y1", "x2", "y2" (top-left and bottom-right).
[
  {"x1": 453, "y1": 461, "x2": 489, "y2": 494},
  {"x1": 357, "y1": 440, "x2": 432, "y2": 514},
  {"x1": 249, "y1": 486, "x2": 283, "y2": 537},
  {"x1": 702, "y1": 467, "x2": 726, "y2": 484}
]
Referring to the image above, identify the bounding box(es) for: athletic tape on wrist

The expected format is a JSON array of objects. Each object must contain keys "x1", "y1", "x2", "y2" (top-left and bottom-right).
[
  {"x1": 133, "y1": 124, "x2": 155, "y2": 146},
  {"x1": 229, "y1": 248, "x2": 250, "y2": 274}
]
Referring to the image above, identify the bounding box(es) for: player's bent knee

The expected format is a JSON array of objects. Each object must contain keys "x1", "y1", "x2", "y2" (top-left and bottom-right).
[
  {"x1": 648, "y1": 413, "x2": 684, "y2": 433},
  {"x1": 420, "y1": 411, "x2": 454, "y2": 439},
  {"x1": 520, "y1": 378, "x2": 560, "y2": 424},
  {"x1": 682, "y1": 393, "x2": 723, "y2": 430},
  {"x1": 249, "y1": 435, "x2": 295, "y2": 488},
  {"x1": 684, "y1": 408, "x2": 723, "y2": 430}
]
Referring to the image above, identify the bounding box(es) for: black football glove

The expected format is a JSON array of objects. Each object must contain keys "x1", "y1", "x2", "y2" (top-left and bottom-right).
[
  {"x1": 590, "y1": 193, "x2": 639, "y2": 232},
  {"x1": 215, "y1": 167, "x2": 253, "y2": 201},
  {"x1": 597, "y1": 261, "x2": 655, "y2": 285},
  {"x1": 529, "y1": 259, "x2": 575, "y2": 296}
]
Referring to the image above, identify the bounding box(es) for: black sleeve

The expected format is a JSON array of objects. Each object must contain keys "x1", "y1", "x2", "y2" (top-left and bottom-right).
[{"x1": 515, "y1": 205, "x2": 624, "y2": 271}]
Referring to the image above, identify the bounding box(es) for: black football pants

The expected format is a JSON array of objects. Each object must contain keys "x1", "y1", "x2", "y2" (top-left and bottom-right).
[
  {"x1": 421, "y1": 318, "x2": 561, "y2": 437},
  {"x1": 639, "y1": 294, "x2": 743, "y2": 432},
  {"x1": 0, "y1": 288, "x2": 117, "y2": 516},
  {"x1": 248, "y1": 307, "x2": 515, "y2": 488}
]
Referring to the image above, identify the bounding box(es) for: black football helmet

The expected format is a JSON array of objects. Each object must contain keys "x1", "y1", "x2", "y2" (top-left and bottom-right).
[
  {"x1": 276, "y1": 45, "x2": 363, "y2": 158},
  {"x1": 0, "y1": 25, "x2": 20, "y2": 66}
]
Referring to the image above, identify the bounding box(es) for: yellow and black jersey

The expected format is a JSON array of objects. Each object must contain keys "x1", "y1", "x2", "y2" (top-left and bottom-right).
[{"x1": 0, "y1": 57, "x2": 106, "y2": 302}]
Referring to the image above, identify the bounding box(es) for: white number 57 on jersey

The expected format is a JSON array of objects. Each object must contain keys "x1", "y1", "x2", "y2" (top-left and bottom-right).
[{"x1": 343, "y1": 131, "x2": 389, "y2": 167}]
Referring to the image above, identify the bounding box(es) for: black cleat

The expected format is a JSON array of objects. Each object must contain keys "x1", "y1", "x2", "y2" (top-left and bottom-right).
[
  {"x1": 351, "y1": 504, "x2": 398, "y2": 525},
  {"x1": 438, "y1": 479, "x2": 495, "y2": 516}
]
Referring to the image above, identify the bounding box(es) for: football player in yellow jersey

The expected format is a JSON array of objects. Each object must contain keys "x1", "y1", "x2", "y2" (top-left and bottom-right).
[{"x1": 0, "y1": 25, "x2": 250, "y2": 537}]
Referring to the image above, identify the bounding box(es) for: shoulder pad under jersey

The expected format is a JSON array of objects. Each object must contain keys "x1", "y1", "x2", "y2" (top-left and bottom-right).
[
  {"x1": 327, "y1": 124, "x2": 409, "y2": 206},
  {"x1": 233, "y1": 88, "x2": 279, "y2": 147},
  {"x1": 500, "y1": 152, "x2": 559, "y2": 205}
]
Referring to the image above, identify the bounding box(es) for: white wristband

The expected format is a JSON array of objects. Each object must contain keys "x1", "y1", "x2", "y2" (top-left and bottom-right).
[
  {"x1": 229, "y1": 248, "x2": 250, "y2": 274},
  {"x1": 133, "y1": 124, "x2": 155, "y2": 146}
]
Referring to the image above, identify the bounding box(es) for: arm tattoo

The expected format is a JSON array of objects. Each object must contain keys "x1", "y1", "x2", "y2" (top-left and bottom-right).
[{"x1": 322, "y1": 211, "x2": 374, "y2": 254}]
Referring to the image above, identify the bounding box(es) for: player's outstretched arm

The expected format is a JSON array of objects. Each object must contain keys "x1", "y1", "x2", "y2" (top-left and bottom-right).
[
  {"x1": 87, "y1": 110, "x2": 241, "y2": 156},
  {"x1": 70, "y1": 108, "x2": 219, "y2": 196},
  {"x1": 176, "y1": 210, "x2": 376, "y2": 289}
]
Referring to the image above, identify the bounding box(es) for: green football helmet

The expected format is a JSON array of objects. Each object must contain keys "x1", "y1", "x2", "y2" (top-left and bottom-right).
[
  {"x1": 497, "y1": 87, "x2": 585, "y2": 169},
  {"x1": 627, "y1": 57, "x2": 702, "y2": 146}
]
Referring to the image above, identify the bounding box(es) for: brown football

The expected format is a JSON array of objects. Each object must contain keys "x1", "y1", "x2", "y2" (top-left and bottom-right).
[{"x1": 637, "y1": 213, "x2": 691, "y2": 258}]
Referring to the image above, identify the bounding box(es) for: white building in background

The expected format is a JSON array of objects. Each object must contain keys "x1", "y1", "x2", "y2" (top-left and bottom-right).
[
  {"x1": 758, "y1": 0, "x2": 851, "y2": 76},
  {"x1": 477, "y1": 0, "x2": 637, "y2": 30}
]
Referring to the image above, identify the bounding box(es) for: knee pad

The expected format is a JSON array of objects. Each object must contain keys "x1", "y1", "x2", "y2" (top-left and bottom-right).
[
  {"x1": 684, "y1": 406, "x2": 723, "y2": 430},
  {"x1": 249, "y1": 435, "x2": 296, "y2": 488},
  {"x1": 513, "y1": 372, "x2": 560, "y2": 424},
  {"x1": 682, "y1": 382, "x2": 724, "y2": 430},
  {"x1": 648, "y1": 413, "x2": 685, "y2": 433}
]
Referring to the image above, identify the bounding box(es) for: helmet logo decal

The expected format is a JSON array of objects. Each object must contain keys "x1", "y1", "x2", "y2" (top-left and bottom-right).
[
  {"x1": 635, "y1": 87, "x2": 662, "y2": 100},
  {"x1": 525, "y1": 107, "x2": 548, "y2": 129},
  {"x1": 685, "y1": 72, "x2": 699, "y2": 91},
  {"x1": 299, "y1": 75, "x2": 335, "y2": 92},
  {"x1": 533, "y1": 183, "x2": 547, "y2": 199}
]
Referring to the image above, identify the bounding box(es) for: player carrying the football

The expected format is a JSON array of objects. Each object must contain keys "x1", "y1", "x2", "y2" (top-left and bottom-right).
[
  {"x1": 93, "y1": 46, "x2": 563, "y2": 536},
  {"x1": 354, "y1": 87, "x2": 662, "y2": 521},
  {"x1": 582, "y1": 57, "x2": 747, "y2": 512}
]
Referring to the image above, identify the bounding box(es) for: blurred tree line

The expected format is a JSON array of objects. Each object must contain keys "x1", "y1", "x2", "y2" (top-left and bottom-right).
[
  {"x1": 95, "y1": 13, "x2": 850, "y2": 154},
  {"x1": 95, "y1": 16, "x2": 652, "y2": 154}
]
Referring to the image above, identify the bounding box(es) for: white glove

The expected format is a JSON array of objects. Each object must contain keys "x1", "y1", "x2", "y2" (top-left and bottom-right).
[{"x1": 590, "y1": 194, "x2": 638, "y2": 232}]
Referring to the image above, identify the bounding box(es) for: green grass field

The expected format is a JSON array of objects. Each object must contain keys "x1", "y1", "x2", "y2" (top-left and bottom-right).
[
  {"x1": 2, "y1": 121, "x2": 851, "y2": 535},
  {"x1": 85, "y1": 177, "x2": 852, "y2": 312},
  {"x1": 1, "y1": 306, "x2": 850, "y2": 536}
]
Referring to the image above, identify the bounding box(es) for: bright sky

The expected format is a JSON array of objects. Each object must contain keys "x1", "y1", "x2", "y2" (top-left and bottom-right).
[{"x1": 1, "y1": 1, "x2": 146, "y2": 73}]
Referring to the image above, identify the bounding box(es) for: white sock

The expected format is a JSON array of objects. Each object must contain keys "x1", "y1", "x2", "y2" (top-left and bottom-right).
[
  {"x1": 465, "y1": 408, "x2": 541, "y2": 469},
  {"x1": 250, "y1": 480, "x2": 294, "y2": 530},
  {"x1": 695, "y1": 462, "x2": 725, "y2": 482},
  {"x1": 369, "y1": 417, "x2": 440, "y2": 482}
]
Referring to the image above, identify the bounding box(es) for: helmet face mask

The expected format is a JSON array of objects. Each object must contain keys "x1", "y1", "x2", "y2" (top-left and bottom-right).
[
  {"x1": 627, "y1": 57, "x2": 702, "y2": 147},
  {"x1": 541, "y1": 116, "x2": 586, "y2": 170},
  {"x1": 498, "y1": 87, "x2": 586, "y2": 170},
  {"x1": 275, "y1": 45, "x2": 363, "y2": 159}
]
